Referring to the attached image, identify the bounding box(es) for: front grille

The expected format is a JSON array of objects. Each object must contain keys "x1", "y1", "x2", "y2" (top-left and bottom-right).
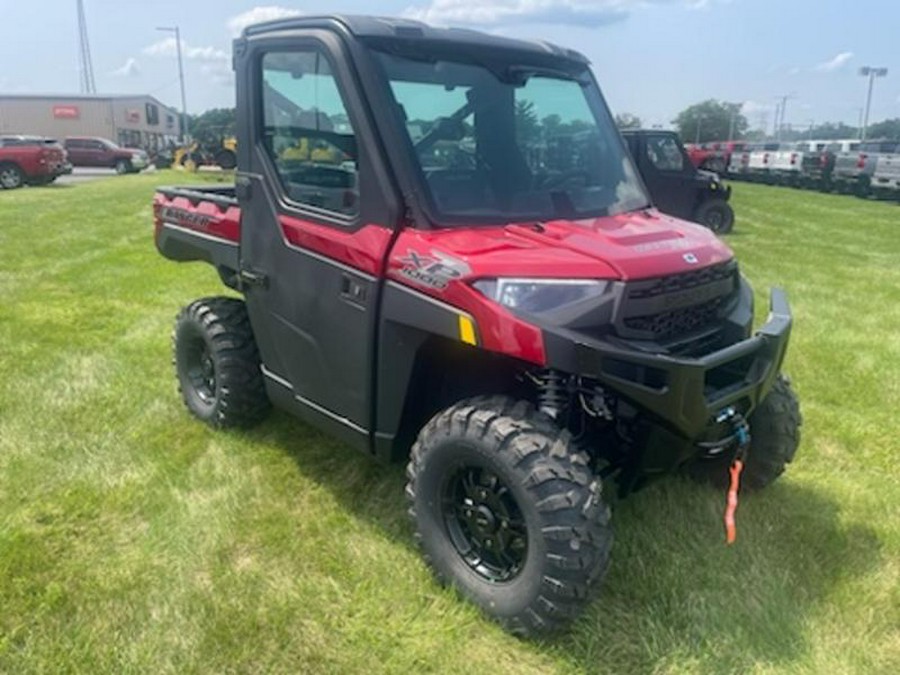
[
  {"x1": 628, "y1": 261, "x2": 737, "y2": 300},
  {"x1": 617, "y1": 261, "x2": 738, "y2": 344},
  {"x1": 624, "y1": 296, "x2": 728, "y2": 339}
]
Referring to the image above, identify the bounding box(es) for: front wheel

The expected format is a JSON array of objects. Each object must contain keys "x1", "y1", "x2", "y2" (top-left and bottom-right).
[
  {"x1": 694, "y1": 198, "x2": 734, "y2": 234},
  {"x1": 115, "y1": 159, "x2": 131, "y2": 175},
  {"x1": 687, "y1": 375, "x2": 801, "y2": 490},
  {"x1": 0, "y1": 163, "x2": 24, "y2": 189},
  {"x1": 173, "y1": 297, "x2": 270, "y2": 429},
  {"x1": 406, "y1": 396, "x2": 612, "y2": 637}
]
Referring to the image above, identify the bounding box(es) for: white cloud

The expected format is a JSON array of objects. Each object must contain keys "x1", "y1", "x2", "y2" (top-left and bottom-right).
[
  {"x1": 402, "y1": 0, "x2": 703, "y2": 27},
  {"x1": 202, "y1": 62, "x2": 236, "y2": 88},
  {"x1": 815, "y1": 51, "x2": 853, "y2": 72},
  {"x1": 228, "y1": 6, "x2": 304, "y2": 36},
  {"x1": 143, "y1": 37, "x2": 228, "y2": 63},
  {"x1": 111, "y1": 57, "x2": 140, "y2": 77}
]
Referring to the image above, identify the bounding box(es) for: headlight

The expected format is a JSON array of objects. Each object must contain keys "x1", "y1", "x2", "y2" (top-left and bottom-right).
[{"x1": 472, "y1": 278, "x2": 607, "y2": 314}]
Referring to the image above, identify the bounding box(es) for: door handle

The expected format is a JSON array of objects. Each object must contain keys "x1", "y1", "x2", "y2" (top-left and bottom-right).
[
  {"x1": 340, "y1": 274, "x2": 367, "y2": 305},
  {"x1": 239, "y1": 268, "x2": 268, "y2": 289}
]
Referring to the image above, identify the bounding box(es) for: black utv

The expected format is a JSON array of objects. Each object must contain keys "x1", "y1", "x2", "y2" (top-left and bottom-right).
[{"x1": 622, "y1": 129, "x2": 735, "y2": 234}]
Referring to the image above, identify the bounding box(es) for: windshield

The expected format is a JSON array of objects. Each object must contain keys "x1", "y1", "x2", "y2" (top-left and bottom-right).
[{"x1": 375, "y1": 51, "x2": 648, "y2": 223}]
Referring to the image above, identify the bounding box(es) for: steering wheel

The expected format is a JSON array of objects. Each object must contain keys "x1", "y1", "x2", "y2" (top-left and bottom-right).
[{"x1": 539, "y1": 170, "x2": 592, "y2": 190}]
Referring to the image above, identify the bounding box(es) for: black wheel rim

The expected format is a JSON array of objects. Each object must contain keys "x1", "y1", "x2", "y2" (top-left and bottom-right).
[
  {"x1": 442, "y1": 464, "x2": 528, "y2": 582},
  {"x1": 705, "y1": 208, "x2": 724, "y2": 231},
  {"x1": 185, "y1": 337, "x2": 216, "y2": 404}
]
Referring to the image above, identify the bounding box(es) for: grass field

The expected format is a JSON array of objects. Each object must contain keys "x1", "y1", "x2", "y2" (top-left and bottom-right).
[{"x1": 1, "y1": 173, "x2": 898, "y2": 674}]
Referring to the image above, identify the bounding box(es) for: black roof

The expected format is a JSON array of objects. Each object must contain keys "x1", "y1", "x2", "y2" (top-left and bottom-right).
[{"x1": 241, "y1": 14, "x2": 589, "y2": 64}]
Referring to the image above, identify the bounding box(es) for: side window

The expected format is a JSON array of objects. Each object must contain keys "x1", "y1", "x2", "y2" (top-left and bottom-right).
[
  {"x1": 261, "y1": 50, "x2": 359, "y2": 218},
  {"x1": 646, "y1": 136, "x2": 684, "y2": 172},
  {"x1": 145, "y1": 103, "x2": 160, "y2": 126}
]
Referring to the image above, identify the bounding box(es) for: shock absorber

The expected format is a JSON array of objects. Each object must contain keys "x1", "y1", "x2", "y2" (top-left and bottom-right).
[{"x1": 534, "y1": 369, "x2": 568, "y2": 420}]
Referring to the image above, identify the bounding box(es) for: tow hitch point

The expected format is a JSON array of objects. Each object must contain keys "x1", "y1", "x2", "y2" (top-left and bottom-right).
[{"x1": 715, "y1": 407, "x2": 751, "y2": 545}]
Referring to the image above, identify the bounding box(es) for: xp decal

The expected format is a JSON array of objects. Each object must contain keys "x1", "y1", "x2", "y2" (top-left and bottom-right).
[{"x1": 398, "y1": 249, "x2": 471, "y2": 290}]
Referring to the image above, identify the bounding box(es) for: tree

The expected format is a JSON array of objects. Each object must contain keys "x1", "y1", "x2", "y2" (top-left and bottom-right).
[
  {"x1": 806, "y1": 122, "x2": 858, "y2": 141},
  {"x1": 866, "y1": 118, "x2": 900, "y2": 140},
  {"x1": 514, "y1": 100, "x2": 541, "y2": 145},
  {"x1": 189, "y1": 108, "x2": 236, "y2": 147},
  {"x1": 673, "y1": 100, "x2": 747, "y2": 143},
  {"x1": 615, "y1": 112, "x2": 642, "y2": 129}
]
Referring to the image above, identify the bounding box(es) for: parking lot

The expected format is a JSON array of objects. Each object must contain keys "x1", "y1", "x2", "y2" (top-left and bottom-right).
[{"x1": 56, "y1": 167, "x2": 125, "y2": 185}]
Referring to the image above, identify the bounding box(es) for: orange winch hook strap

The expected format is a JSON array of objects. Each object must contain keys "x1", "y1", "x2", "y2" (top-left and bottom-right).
[{"x1": 724, "y1": 459, "x2": 744, "y2": 544}]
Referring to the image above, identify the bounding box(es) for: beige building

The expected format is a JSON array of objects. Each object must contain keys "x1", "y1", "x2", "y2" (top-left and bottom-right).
[{"x1": 0, "y1": 94, "x2": 181, "y2": 151}]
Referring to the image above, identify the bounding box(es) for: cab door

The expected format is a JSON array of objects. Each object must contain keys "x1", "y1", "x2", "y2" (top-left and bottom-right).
[
  {"x1": 636, "y1": 134, "x2": 696, "y2": 219},
  {"x1": 65, "y1": 139, "x2": 88, "y2": 166},
  {"x1": 234, "y1": 31, "x2": 400, "y2": 451}
]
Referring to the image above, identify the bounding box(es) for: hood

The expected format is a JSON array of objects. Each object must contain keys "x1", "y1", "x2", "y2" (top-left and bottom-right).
[
  {"x1": 697, "y1": 168, "x2": 723, "y2": 184},
  {"x1": 391, "y1": 208, "x2": 733, "y2": 283}
]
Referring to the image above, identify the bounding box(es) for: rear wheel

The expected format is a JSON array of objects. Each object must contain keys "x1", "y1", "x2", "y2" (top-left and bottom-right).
[
  {"x1": 0, "y1": 163, "x2": 24, "y2": 189},
  {"x1": 687, "y1": 375, "x2": 801, "y2": 490},
  {"x1": 406, "y1": 396, "x2": 612, "y2": 637},
  {"x1": 173, "y1": 297, "x2": 270, "y2": 429},
  {"x1": 214, "y1": 148, "x2": 237, "y2": 170},
  {"x1": 694, "y1": 198, "x2": 734, "y2": 234}
]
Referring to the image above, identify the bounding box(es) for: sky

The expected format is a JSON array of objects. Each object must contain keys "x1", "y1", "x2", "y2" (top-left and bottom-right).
[{"x1": 2, "y1": 0, "x2": 899, "y2": 132}]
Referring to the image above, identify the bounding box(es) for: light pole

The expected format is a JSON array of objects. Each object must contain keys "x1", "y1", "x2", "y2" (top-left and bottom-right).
[
  {"x1": 695, "y1": 115, "x2": 703, "y2": 144},
  {"x1": 157, "y1": 26, "x2": 188, "y2": 143},
  {"x1": 774, "y1": 93, "x2": 795, "y2": 141},
  {"x1": 728, "y1": 104, "x2": 743, "y2": 141},
  {"x1": 859, "y1": 66, "x2": 888, "y2": 141}
]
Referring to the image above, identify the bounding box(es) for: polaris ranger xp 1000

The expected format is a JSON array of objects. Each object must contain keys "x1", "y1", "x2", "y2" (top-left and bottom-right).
[{"x1": 154, "y1": 15, "x2": 801, "y2": 637}]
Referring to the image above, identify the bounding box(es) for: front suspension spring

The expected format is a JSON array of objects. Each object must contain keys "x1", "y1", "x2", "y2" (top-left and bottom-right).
[{"x1": 534, "y1": 369, "x2": 568, "y2": 419}]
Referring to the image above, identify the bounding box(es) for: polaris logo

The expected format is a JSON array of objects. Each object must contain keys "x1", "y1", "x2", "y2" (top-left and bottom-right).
[{"x1": 683, "y1": 253, "x2": 699, "y2": 264}]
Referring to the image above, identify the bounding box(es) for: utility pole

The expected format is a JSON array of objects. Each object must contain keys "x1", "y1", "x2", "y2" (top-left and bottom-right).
[
  {"x1": 157, "y1": 26, "x2": 189, "y2": 143},
  {"x1": 774, "y1": 93, "x2": 795, "y2": 141},
  {"x1": 859, "y1": 66, "x2": 888, "y2": 141},
  {"x1": 695, "y1": 116, "x2": 702, "y2": 143},
  {"x1": 76, "y1": 0, "x2": 96, "y2": 94},
  {"x1": 773, "y1": 101, "x2": 781, "y2": 139}
]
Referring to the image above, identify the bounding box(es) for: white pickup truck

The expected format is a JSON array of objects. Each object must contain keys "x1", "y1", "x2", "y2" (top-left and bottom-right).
[
  {"x1": 871, "y1": 146, "x2": 900, "y2": 198},
  {"x1": 745, "y1": 142, "x2": 780, "y2": 183},
  {"x1": 769, "y1": 142, "x2": 825, "y2": 187},
  {"x1": 831, "y1": 140, "x2": 896, "y2": 195}
]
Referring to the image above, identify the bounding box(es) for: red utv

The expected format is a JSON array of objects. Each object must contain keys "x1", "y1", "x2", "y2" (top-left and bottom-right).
[{"x1": 154, "y1": 15, "x2": 801, "y2": 636}]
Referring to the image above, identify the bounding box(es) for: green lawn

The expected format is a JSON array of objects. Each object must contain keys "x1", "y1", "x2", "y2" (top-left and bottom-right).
[{"x1": 1, "y1": 173, "x2": 898, "y2": 674}]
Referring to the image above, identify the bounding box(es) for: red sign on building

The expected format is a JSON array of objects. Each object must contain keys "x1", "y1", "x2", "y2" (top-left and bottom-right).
[
  {"x1": 125, "y1": 109, "x2": 141, "y2": 123},
  {"x1": 52, "y1": 105, "x2": 80, "y2": 119}
]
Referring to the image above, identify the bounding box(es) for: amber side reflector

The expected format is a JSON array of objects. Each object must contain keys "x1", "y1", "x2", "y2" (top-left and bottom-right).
[{"x1": 458, "y1": 315, "x2": 477, "y2": 346}]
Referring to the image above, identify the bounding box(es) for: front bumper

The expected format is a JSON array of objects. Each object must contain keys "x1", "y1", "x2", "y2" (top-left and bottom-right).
[{"x1": 543, "y1": 289, "x2": 792, "y2": 440}]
